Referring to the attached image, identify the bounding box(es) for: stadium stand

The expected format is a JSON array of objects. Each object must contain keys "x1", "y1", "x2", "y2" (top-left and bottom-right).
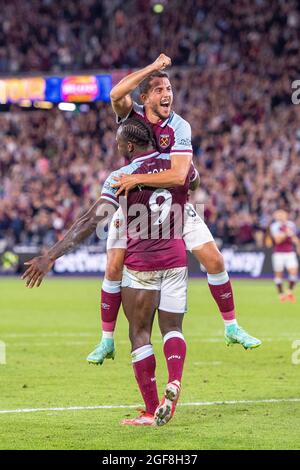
[{"x1": 0, "y1": 0, "x2": 300, "y2": 248}]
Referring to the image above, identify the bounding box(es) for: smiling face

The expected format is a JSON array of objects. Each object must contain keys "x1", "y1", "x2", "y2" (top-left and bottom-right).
[{"x1": 140, "y1": 77, "x2": 173, "y2": 122}]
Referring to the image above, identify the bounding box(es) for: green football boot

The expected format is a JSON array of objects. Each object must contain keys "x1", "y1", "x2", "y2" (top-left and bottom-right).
[
  {"x1": 86, "y1": 338, "x2": 116, "y2": 365},
  {"x1": 225, "y1": 324, "x2": 261, "y2": 350}
]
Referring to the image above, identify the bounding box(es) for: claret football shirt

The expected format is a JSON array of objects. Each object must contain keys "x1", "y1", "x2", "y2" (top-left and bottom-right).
[{"x1": 101, "y1": 151, "x2": 193, "y2": 271}]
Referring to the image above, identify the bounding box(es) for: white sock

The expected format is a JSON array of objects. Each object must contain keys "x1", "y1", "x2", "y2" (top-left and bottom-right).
[
  {"x1": 224, "y1": 319, "x2": 238, "y2": 328},
  {"x1": 102, "y1": 331, "x2": 114, "y2": 340}
]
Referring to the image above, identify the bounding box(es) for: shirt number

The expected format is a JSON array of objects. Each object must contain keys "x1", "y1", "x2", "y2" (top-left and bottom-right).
[{"x1": 149, "y1": 189, "x2": 173, "y2": 225}]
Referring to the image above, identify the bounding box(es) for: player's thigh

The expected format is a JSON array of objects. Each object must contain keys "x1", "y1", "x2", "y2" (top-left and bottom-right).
[
  {"x1": 122, "y1": 287, "x2": 159, "y2": 348},
  {"x1": 272, "y1": 253, "x2": 285, "y2": 273},
  {"x1": 183, "y1": 204, "x2": 214, "y2": 252},
  {"x1": 122, "y1": 268, "x2": 161, "y2": 346},
  {"x1": 158, "y1": 310, "x2": 184, "y2": 337},
  {"x1": 159, "y1": 267, "x2": 188, "y2": 315}
]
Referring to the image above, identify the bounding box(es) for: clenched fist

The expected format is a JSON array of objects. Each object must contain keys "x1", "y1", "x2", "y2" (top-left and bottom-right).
[{"x1": 151, "y1": 53, "x2": 172, "y2": 71}]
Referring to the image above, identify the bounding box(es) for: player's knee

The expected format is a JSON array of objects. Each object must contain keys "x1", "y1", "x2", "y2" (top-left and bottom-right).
[
  {"x1": 105, "y1": 249, "x2": 125, "y2": 280},
  {"x1": 160, "y1": 325, "x2": 182, "y2": 338},
  {"x1": 207, "y1": 251, "x2": 225, "y2": 274},
  {"x1": 159, "y1": 312, "x2": 183, "y2": 337},
  {"x1": 129, "y1": 328, "x2": 151, "y2": 351},
  {"x1": 105, "y1": 262, "x2": 123, "y2": 281}
]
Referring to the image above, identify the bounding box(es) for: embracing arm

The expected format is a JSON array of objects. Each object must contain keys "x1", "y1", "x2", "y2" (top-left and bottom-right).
[
  {"x1": 110, "y1": 53, "x2": 171, "y2": 118},
  {"x1": 136, "y1": 154, "x2": 192, "y2": 187},
  {"x1": 273, "y1": 233, "x2": 289, "y2": 244},
  {"x1": 113, "y1": 155, "x2": 193, "y2": 196},
  {"x1": 113, "y1": 112, "x2": 193, "y2": 194},
  {"x1": 22, "y1": 199, "x2": 117, "y2": 287}
]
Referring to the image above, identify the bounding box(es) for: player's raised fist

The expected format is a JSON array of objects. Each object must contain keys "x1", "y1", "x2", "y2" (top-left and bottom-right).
[{"x1": 151, "y1": 53, "x2": 171, "y2": 71}]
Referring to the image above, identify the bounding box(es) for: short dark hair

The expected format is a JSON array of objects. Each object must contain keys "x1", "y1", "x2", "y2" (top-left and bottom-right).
[
  {"x1": 139, "y1": 71, "x2": 170, "y2": 95},
  {"x1": 119, "y1": 118, "x2": 156, "y2": 149}
]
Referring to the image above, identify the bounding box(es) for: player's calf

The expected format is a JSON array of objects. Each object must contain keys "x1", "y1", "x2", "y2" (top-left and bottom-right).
[{"x1": 287, "y1": 274, "x2": 297, "y2": 303}]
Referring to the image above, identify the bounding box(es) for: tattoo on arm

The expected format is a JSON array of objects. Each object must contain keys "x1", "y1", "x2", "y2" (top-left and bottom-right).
[{"x1": 47, "y1": 199, "x2": 117, "y2": 261}]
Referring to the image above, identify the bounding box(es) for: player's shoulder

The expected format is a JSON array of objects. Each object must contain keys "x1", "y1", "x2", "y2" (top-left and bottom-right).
[
  {"x1": 105, "y1": 163, "x2": 133, "y2": 185},
  {"x1": 116, "y1": 101, "x2": 144, "y2": 124},
  {"x1": 167, "y1": 112, "x2": 192, "y2": 150},
  {"x1": 132, "y1": 101, "x2": 145, "y2": 117},
  {"x1": 168, "y1": 111, "x2": 191, "y2": 131},
  {"x1": 111, "y1": 162, "x2": 137, "y2": 179}
]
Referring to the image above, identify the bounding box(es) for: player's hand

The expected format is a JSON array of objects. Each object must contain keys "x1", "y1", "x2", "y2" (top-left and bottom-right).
[
  {"x1": 112, "y1": 173, "x2": 141, "y2": 197},
  {"x1": 22, "y1": 255, "x2": 54, "y2": 288},
  {"x1": 151, "y1": 53, "x2": 172, "y2": 72}
]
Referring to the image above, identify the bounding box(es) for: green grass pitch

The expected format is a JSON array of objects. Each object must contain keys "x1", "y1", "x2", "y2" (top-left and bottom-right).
[{"x1": 0, "y1": 277, "x2": 299, "y2": 450}]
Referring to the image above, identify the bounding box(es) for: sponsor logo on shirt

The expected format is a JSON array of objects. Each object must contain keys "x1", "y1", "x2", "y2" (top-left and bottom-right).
[{"x1": 179, "y1": 138, "x2": 192, "y2": 146}]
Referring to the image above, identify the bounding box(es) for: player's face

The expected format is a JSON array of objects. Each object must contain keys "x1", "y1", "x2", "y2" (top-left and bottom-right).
[
  {"x1": 141, "y1": 77, "x2": 173, "y2": 120},
  {"x1": 274, "y1": 210, "x2": 288, "y2": 222}
]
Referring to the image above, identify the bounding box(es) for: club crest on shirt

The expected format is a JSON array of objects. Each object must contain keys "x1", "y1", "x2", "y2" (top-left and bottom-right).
[{"x1": 159, "y1": 134, "x2": 170, "y2": 149}]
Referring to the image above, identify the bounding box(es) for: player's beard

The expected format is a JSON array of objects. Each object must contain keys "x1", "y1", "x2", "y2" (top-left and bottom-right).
[{"x1": 152, "y1": 103, "x2": 171, "y2": 121}]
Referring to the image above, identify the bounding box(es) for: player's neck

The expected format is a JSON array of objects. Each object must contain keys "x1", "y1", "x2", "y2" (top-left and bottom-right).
[{"x1": 145, "y1": 108, "x2": 165, "y2": 125}]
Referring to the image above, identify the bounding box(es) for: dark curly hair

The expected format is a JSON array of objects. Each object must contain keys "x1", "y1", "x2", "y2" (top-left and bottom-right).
[
  {"x1": 139, "y1": 71, "x2": 169, "y2": 95},
  {"x1": 119, "y1": 118, "x2": 157, "y2": 149}
]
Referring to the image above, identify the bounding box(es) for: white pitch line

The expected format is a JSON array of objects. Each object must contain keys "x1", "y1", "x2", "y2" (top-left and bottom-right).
[
  {"x1": 1, "y1": 398, "x2": 300, "y2": 415},
  {"x1": 3, "y1": 338, "x2": 297, "y2": 348}
]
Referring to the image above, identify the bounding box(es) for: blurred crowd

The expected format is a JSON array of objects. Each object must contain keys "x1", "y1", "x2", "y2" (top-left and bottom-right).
[
  {"x1": 1, "y1": 0, "x2": 300, "y2": 249},
  {"x1": 1, "y1": 0, "x2": 299, "y2": 74}
]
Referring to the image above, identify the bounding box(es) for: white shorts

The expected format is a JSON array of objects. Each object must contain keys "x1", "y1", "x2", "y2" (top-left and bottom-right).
[
  {"x1": 183, "y1": 203, "x2": 214, "y2": 251},
  {"x1": 121, "y1": 266, "x2": 188, "y2": 314},
  {"x1": 272, "y1": 252, "x2": 299, "y2": 272},
  {"x1": 107, "y1": 203, "x2": 214, "y2": 252}
]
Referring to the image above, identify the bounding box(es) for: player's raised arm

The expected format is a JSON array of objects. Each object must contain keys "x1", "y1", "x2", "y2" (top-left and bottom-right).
[
  {"x1": 110, "y1": 53, "x2": 171, "y2": 119},
  {"x1": 22, "y1": 198, "x2": 117, "y2": 288}
]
